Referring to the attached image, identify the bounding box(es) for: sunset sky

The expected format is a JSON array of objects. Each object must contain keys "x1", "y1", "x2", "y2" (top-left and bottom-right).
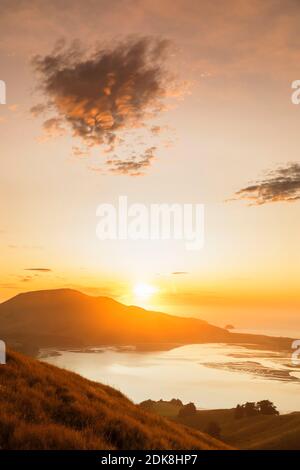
[{"x1": 0, "y1": 0, "x2": 300, "y2": 332}]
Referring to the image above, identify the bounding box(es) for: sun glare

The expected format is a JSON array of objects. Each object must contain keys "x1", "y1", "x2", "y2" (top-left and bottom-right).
[{"x1": 133, "y1": 283, "x2": 157, "y2": 299}]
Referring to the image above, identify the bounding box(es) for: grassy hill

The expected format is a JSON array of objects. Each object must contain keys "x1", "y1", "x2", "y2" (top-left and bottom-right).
[
  {"x1": 0, "y1": 289, "x2": 293, "y2": 355},
  {"x1": 180, "y1": 409, "x2": 300, "y2": 450},
  {"x1": 0, "y1": 349, "x2": 231, "y2": 450},
  {"x1": 141, "y1": 400, "x2": 300, "y2": 450}
]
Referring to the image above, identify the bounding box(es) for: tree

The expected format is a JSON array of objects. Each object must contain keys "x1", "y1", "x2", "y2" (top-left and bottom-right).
[
  {"x1": 234, "y1": 404, "x2": 244, "y2": 419},
  {"x1": 235, "y1": 400, "x2": 280, "y2": 419},
  {"x1": 257, "y1": 400, "x2": 279, "y2": 415},
  {"x1": 204, "y1": 421, "x2": 221, "y2": 440},
  {"x1": 243, "y1": 402, "x2": 259, "y2": 417},
  {"x1": 178, "y1": 402, "x2": 197, "y2": 418},
  {"x1": 139, "y1": 399, "x2": 155, "y2": 410},
  {"x1": 170, "y1": 398, "x2": 183, "y2": 407}
]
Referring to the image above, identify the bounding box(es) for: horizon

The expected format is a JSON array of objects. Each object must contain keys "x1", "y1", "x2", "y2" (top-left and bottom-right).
[
  {"x1": 2, "y1": 286, "x2": 299, "y2": 338},
  {"x1": 1, "y1": 281, "x2": 299, "y2": 333}
]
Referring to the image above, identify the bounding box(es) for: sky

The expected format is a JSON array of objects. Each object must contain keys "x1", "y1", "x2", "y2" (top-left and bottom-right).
[{"x1": 0, "y1": 0, "x2": 300, "y2": 332}]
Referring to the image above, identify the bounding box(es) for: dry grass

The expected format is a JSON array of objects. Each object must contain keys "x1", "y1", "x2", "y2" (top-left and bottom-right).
[
  {"x1": 141, "y1": 399, "x2": 300, "y2": 450},
  {"x1": 0, "y1": 350, "x2": 231, "y2": 450}
]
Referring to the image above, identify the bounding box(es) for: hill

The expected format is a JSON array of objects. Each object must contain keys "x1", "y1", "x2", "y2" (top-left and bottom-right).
[
  {"x1": 0, "y1": 350, "x2": 231, "y2": 450},
  {"x1": 140, "y1": 399, "x2": 300, "y2": 450},
  {"x1": 0, "y1": 288, "x2": 229, "y2": 354},
  {"x1": 0, "y1": 289, "x2": 293, "y2": 355},
  {"x1": 191, "y1": 409, "x2": 300, "y2": 450}
]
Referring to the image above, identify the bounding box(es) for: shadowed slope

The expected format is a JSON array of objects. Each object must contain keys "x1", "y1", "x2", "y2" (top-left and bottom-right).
[{"x1": 0, "y1": 350, "x2": 231, "y2": 450}]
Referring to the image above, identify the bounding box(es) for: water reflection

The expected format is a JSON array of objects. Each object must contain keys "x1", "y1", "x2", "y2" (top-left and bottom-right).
[{"x1": 41, "y1": 343, "x2": 300, "y2": 412}]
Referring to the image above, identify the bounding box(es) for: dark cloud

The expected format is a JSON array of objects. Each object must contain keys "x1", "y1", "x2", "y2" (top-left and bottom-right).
[
  {"x1": 24, "y1": 268, "x2": 52, "y2": 272},
  {"x1": 233, "y1": 163, "x2": 300, "y2": 205},
  {"x1": 32, "y1": 37, "x2": 181, "y2": 175},
  {"x1": 106, "y1": 146, "x2": 156, "y2": 176},
  {"x1": 172, "y1": 271, "x2": 189, "y2": 275}
]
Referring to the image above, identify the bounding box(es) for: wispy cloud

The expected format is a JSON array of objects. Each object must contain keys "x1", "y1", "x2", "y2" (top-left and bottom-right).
[
  {"x1": 232, "y1": 163, "x2": 300, "y2": 205},
  {"x1": 24, "y1": 268, "x2": 52, "y2": 272},
  {"x1": 20, "y1": 276, "x2": 33, "y2": 283},
  {"x1": 106, "y1": 146, "x2": 156, "y2": 176}
]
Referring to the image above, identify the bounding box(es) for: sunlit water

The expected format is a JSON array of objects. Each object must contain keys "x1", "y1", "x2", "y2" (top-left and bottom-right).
[{"x1": 41, "y1": 343, "x2": 300, "y2": 412}]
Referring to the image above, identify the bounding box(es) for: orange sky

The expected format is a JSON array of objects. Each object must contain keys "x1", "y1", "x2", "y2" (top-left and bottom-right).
[{"x1": 0, "y1": 0, "x2": 300, "y2": 332}]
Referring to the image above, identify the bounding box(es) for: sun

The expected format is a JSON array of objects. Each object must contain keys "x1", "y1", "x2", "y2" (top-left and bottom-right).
[{"x1": 133, "y1": 282, "x2": 157, "y2": 299}]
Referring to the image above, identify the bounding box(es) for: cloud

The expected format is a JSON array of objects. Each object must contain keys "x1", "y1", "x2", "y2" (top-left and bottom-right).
[
  {"x1": 32, "y1": 37, "x2": 182, "y2": 175},
  {"x1": 24, "y1": 268, "x2": 52, "y2": 272},
  {"x1": 30, "y1": 103, "x2": 46, "y2": 117},
  {"x1": 72, "y1": 146, "x2": 89, "y2": 158},
  {"x1": 8, "y1": 244, "x2": 43, "y2": 250},
  {"x1": 3, "y1": 0, "x2": 300, "y2": 89},
  {"x1": 0, "y1": 284, "x2": 19, "y2": 290},
  {"x1": 232, "y1": 163, "x2": 300, "y2": 205},
  {"x1": 42, "y1": 117, "x2": 65, "y2": 137},
  {"x1": 106, "y1": 146, "x2": 156, "y2": 176},
  {"x1": 150, "y1": 125, "x2": 162, "y2": 135},
  {"x1": 172, "y1": 271, "x2": 189, "y2": 275},
  {"x1": 20, "y1": 276, "x2": 33, "y2": 283}
]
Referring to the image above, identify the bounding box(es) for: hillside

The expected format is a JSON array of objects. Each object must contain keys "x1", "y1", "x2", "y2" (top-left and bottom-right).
[
  {"x1": 0, "y1": 289, "x2": 293, "y2": 355},
  {"x1": 141, "y1": 400, "x2": 300, "y2": 450},
  {"x1": 0, "y1": 350, "x2": 231, "y2": 450},
  {"x1": 194, "y1": 409, "x2": 300, "y2": 450},
  {"x1": 0, "y1": 288, "x2": 229, "y2": 354}
]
